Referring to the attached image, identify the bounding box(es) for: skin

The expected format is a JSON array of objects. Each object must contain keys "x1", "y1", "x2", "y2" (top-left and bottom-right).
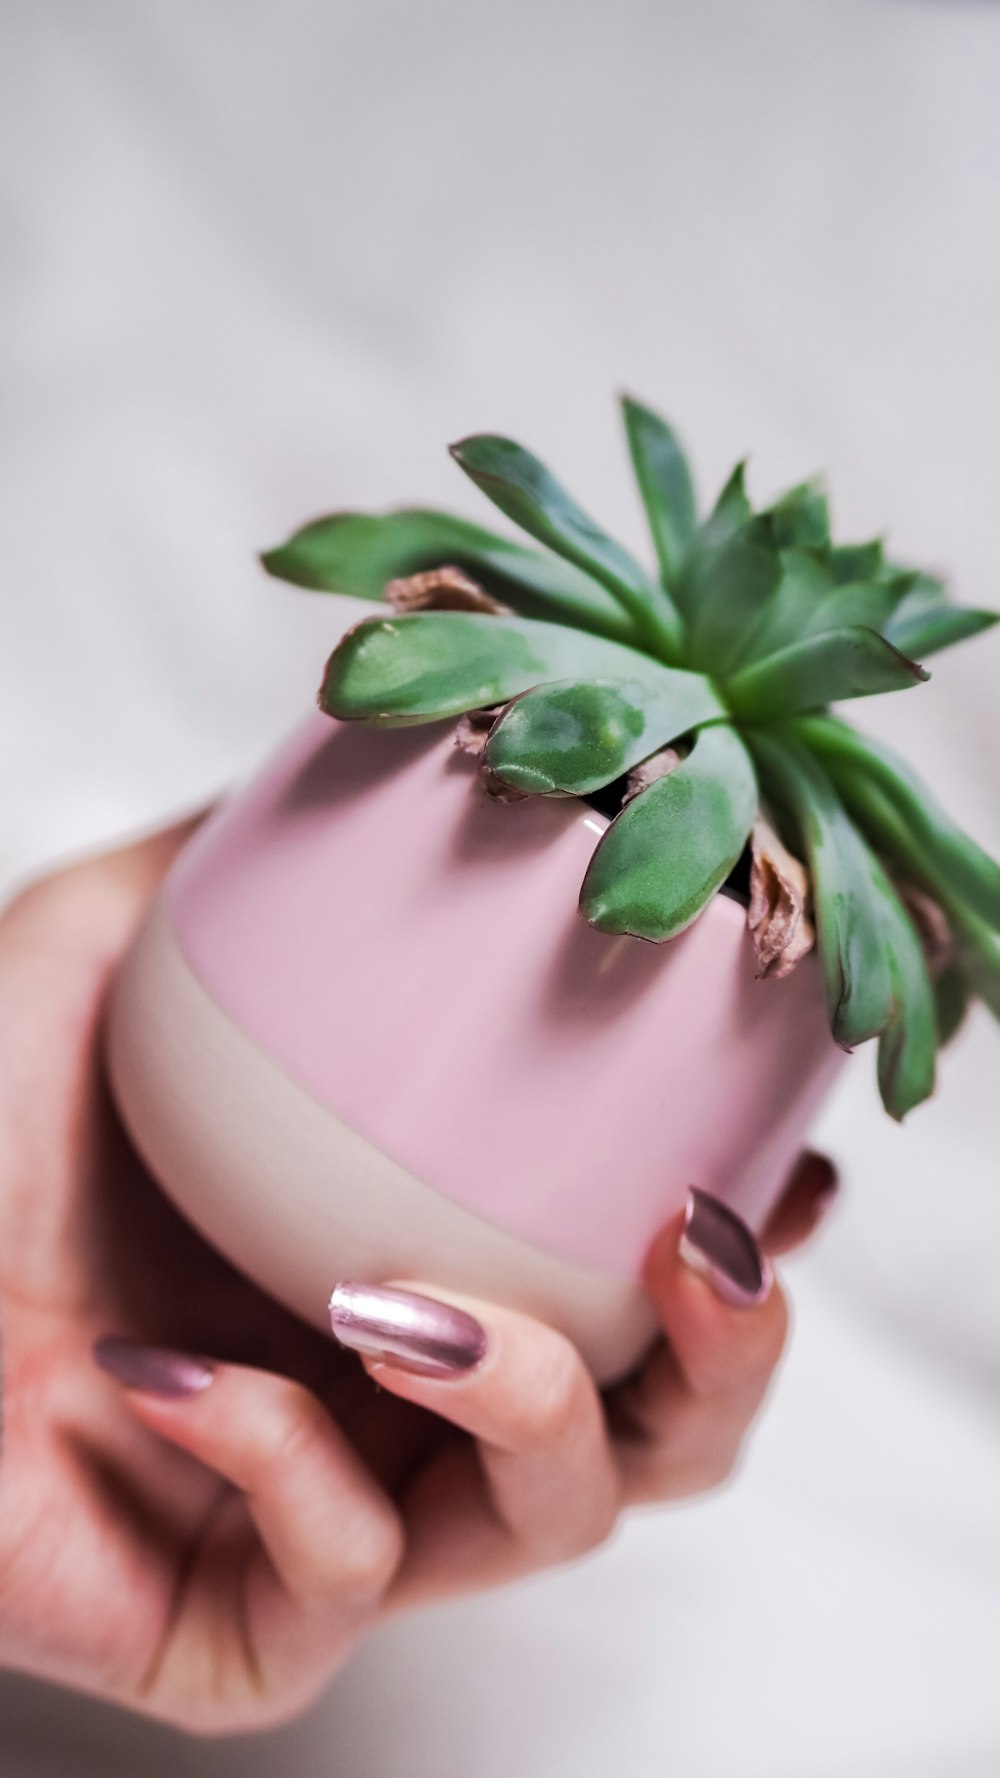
[{"x1": 0, "y1": 818, "x2": 836, "y2": 1735}]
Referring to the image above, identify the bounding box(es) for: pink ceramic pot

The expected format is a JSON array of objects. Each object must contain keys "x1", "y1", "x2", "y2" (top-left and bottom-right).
[{"x1": 107, "y1": 712, "x2": 844, "y2": 1383}]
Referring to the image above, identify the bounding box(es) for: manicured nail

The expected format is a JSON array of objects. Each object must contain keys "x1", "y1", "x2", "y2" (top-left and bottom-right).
[
  {"x1": 329, "y1": 1282, "x2": 488, "y2": 1379},
  {"x1": 93, "y1": 1336, "x2": 215, "y2": 1399},
  {"x1": 679, "y1": 1190, "x2": 773, "y2": 1309}
]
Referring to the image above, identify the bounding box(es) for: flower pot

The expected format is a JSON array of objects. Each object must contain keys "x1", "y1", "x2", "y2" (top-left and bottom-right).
[{"x1": 106, "y1": 713, "x2": 845, "y2": 1384}]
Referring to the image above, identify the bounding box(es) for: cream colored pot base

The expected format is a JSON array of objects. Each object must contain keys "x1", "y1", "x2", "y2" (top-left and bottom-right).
[{"x1": 108, "y1": 898, "x2": 660, "y2": 1384}]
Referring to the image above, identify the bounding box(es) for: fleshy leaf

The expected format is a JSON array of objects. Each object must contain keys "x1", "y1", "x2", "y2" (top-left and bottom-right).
[
  {"x1": 867, "y1": 851, "x2": 938, "y2": 1119},
  {"x1": 481, "y1": 671, "x2": 725, "y2": 797},
  {"x1": 620, "y1": 395, "x2": 697, "y2": 589},
  {"x1": 450, "y1": 435, "x2": 683, "y2": 658},
  {"x1": 682, "y1": 527, "x2": 783, "y2": 675},
  {"x1": 934, "y1": 961, "x2": 970, "y2": 1047},
  {"x1": 261, "y1": 507, "x2": 637, "y2": 644},
  {"x1": 816, "y1": 765, "x2": 1000, "y2": 1041},
  {"x1": 320, "y1": 611, "x2": 668, "y2": 725},
  {"x1": 725, "y1": 627, "x2": 929, "y2": 720},
  {"x1": 747, "y1": 731, "x2": 894, "y2": 1047},
  {"x1": 951, "y1": 909, "x2": 1000, "y2": 1023},
  {"x1": 580, "y1": 724, "x2": 758, "y2": 942},
  {"x1": 884, "y1": 597, "x2": 998, "y2": 660},
  {"x1": 796, "y1": 715, "x2": 1000, "y2": 931},
  {"x1": 829, "y1": 540, "x2": 885, "y2": 585},
  {"x1": 748, "y1": 817, "x2": 815, "y2": 979},
  {"x1": 700, "y1": 461, "x2": 752, "y2": 549},
  {"x1": 733, "y1": 548, "x2": 833, "y2": 665},
  {"x1": 764, "y1": 481, "x2": 830, "y2": 552}
]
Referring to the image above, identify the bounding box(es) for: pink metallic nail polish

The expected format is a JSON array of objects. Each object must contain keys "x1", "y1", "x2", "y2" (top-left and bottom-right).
[
  {"x1": 329, "y1": 1282, "x2": 488, "y2": 1379},
  {"x1": 93, "y1": 1336, "x2": 215, "y2": 1398},
  {"x1": 679, "y1": 1189, "x2": 773, "y2": 1309}
]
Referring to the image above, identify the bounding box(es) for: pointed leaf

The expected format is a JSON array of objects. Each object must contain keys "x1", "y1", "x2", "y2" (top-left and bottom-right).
[
  {"x1": 733, "y1": 547, "x2": 833, "y2": 665},
  {"x1": 934, "y1": 961, "x2": 970, "y2": 1048},
  {"x1": 725, "y1": 627, "x2": 929, "y2": 720},
  {"x1": 683, "y1": 529, "x2": 783, "y2": 674},
  {"x1": 320, "y1": 611, "x2": 667, "y2": 725},
  {"x1": 580, "y1": 724, "x2": 758, "y2": 941},
  {"x1": 482, "y1": 672, "x2": 726, "y2": 797},
  {"x1": 817, "y1": 766, "x2": 1000, "y2": 1033},
  {"x1": 794, "y1": 715, "x2": 1000, "y2": 931},
  {"x1": 868, "y1": 852, "x2": 937, "y2": 1120},
  {"x1": 747, "y1": 731, "x2": 895, "y2": 1047},
  {"x1": 950, "y1": 908, "x2": 1000, "y2": 1023},
  {"x1": 450, "y1": 435, "x2": 682, "y2": 658},
  {"x1": 261, "y1": 507, "x2": 637, "y2": 644},
  {"x1": 764, "y1": 481, "x2": 830, "y2": 551},
  {"x1": 829, "y1": 540, "x2": 885, "y2": 585},
  {"x1": 884, "y1": 601, "x2": 998, "y2": 659},
  {"x1": 620, "y1": 395, "x2": 697, "y2": 588},
  {"x1": 701, "y1": 461, "x2": 752, "y2": 548}
]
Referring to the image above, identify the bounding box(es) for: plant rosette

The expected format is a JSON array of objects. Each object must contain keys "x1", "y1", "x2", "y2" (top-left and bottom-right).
[{"x1": 106, "y1": 398, "x2": 1000, "y2": 1382}]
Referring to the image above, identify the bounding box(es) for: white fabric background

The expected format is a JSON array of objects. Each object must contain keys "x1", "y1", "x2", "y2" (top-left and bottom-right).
[{"x1": 1, "y1": 2, "x2": 999, "y2": 1772}]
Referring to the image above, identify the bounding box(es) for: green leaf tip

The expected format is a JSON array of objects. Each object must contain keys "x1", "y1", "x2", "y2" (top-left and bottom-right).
[{"x1": 580, "y1": 724, "x2": 758, "y2": 942}]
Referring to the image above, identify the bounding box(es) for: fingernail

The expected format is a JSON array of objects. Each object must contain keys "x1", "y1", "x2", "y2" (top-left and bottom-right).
[
  {"x1": 679, "y1": 1190, "x2": 773, "y2": 1309},
  {"x1": 328, "y1": 1283, "x2": 488, "y2": 1379},
  {"x1": 93, "y1": 1336, "x2": 215, "y2": 1399}
]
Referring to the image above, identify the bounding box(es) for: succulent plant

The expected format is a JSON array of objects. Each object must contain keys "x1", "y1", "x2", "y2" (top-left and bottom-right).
[{"x1": 262, "y1": 397, "x2": 1000, "y2": 1120}]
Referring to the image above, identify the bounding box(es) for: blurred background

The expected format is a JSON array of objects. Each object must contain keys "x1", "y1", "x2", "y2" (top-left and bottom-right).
[{"x1": 1, "y1": 1, "x2": 999, "y2": 1772}]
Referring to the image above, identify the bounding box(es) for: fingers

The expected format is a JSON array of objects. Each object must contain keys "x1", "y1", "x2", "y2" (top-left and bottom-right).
[
  {"x1": 607, "y1": 1190, "x2": 790, "y2": 1505},
  {"x1": 92, "y1": 1337, "x2": 404, "y2": 1622},
  {"x1": 328, "y1": 1282, "x2": 621, "y2": 1606},
  {"x1": 762, "y1": 1150, "x2": 839, "y2": 1256},
  {"x1": 0, "y1": 810, "x2": 209, "y2": 963}
]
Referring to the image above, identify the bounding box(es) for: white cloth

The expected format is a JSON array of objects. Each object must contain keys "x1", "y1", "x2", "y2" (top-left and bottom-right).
[{"x1": 1, "y1": 2, "x2": 998, "y2": 1772}]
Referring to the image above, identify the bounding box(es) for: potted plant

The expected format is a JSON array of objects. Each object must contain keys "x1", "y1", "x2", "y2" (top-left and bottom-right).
[{"x1": 106, "y1": 397, "x2": 1000, "y2": 1383}]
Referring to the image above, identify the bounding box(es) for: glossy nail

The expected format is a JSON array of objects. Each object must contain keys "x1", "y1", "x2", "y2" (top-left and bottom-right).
[
  {"x1": 329, "y1": 1282, "x2": 488, "y2": 1379},
  {"x1": 93, "y1": 1336, "x2": 215, "y2": 1399},
  {"x1": 679, "y1": 1189, "x2": 773, "y2": 1309}
]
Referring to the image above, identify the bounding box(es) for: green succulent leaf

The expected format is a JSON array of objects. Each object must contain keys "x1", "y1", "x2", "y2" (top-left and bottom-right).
[
  {"x1": 682, "y1": 527, "x2": 783, "y2": 675},
  {"x1": 580, "y1": 724, "x2": 758, "y2": 942},
  {"x1": 812, "y1": 761, "x2": 1000, "y2": 1041},
  {"x1": 793, "y1": 715, "x2": 1000, "y2": 931},
  {"x1": 700, "y1": 461, "x2": 752, "y2": 549},
  {"x1": 747, "y1": 730, "x2": 894, "y2": 1048},
  {"x1": 449, "y1": 434, "x2": 683, "y2": 659},
  {"x1": 934, "y1": 961, "x2": 970, "y2": 1048},
  {"x1": 725, "y1": 627, "x2": 929, "y2": 720},
  {"x1": 620, "y1": 395, "x2": 697, "y2": 589},
  {"x1": 319, "y1": 610, "x2": 669, "y2": 725},
  {"x1": 829, "y1": 540, "x2": 885, "y2": 585},
  {"x1": 950, "y1": 908, "x2": 1000, "y2": 1024},
  {"x1": 764, "y1": 481, "x2": 830, "y2": 552},
  {"x1": 733, "y1": 548, "x2": 833, "y2": 665},
  {"x1": 260, "y1": 507, "x2": 637, "y2": 644},
  {"x1": 882, "y1": 573, "x2": 998, "y2": 659},
  {"x1": 869, "y1": 852, "x2": 938, "y2": 1120},
  {"x1": 482, "y1": 671, "x2": 726, "y2": 797}
]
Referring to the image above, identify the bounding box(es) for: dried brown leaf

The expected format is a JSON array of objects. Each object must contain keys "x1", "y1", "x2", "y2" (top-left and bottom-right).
[
  {"x1": 621, "y1": 746, "x2": 683, "y2": 807},
  {"x1": 748, "y1": 817, "x2": 815, "y2": 979},
  {"x1": 896, "y1": 880, "x2": 955, "y2": 974},
  {"x1": 385, "y1": 565, "x2": 512, "y2": 615},
  {"x1": 453, "y1": 705, "x2": 503, "y2": 760}
]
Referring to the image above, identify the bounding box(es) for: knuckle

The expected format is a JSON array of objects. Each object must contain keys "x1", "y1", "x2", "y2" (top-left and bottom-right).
[
  {"x1": 333, "y1": 1509, "x2": 405, "y2": 1600},
  {"x1": 511, "y1": 1334, "x2": 592, "y2": 1450},
  {"x1": 530, "y1": 1482, "x2": 622, "y2": 1564},
  {"x1": 243, "y1": 1382, "x2": 329, "y2": 1490}
]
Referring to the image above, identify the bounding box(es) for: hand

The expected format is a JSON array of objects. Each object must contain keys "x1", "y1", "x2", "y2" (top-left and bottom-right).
[{"x1": 0, "y1": 823, "x2": 837, "y2": 1734}]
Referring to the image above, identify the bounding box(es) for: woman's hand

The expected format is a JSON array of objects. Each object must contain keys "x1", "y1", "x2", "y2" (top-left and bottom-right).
[{"x1": 0, "y1": 823, "x2": 836, "y2": 1734}]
